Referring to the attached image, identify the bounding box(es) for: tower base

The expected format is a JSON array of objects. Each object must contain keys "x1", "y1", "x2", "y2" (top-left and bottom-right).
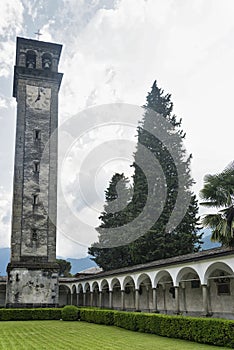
[{"x1": 6, "y1": 262, "x2": 59, "y2": 308}]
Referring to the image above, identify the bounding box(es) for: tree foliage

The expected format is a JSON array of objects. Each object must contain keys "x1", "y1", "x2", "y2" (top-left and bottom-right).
[
  {"x1": 127, "y1": 81, "x2": 201, "y2": 264},
  {"x1": 89, "y1": 173, "x2": 133, "y2": 270},
  {"x1": 89, "y1": 81, "x2": 202, "y2": 270},
  {"x1": 56, "y1": 259, "x2": 72, "y2": 277},
  {"x1": 200, "y1": 167, "x2": 234, "y2": 246}
]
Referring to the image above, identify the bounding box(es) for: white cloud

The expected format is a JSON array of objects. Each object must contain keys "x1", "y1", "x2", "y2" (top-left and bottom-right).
[
  {"x1": 0, "y1": 0, "x2": 23, "y2": 38},
  {"x1": 0, "y1": 97, "x2": 7, "y2": 109},
  {"x1": 1, "y1": 0, "x2": 234, "y2": 256},
  {"x1": 0, "y1": 41, "x2": 15, "y2": 77}
]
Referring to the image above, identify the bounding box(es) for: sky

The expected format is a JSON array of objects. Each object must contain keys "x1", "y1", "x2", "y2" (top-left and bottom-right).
[{"x1": 0, "y1": 0, "x2": 233, "y2": 258}]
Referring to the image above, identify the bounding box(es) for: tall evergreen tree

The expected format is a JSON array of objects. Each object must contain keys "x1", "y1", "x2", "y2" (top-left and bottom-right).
[
  {"x1": 128, "y1": 81, "x2": 202, "y2": 264},
  {"x1": 89, "y1": 81, "x2": 202, "y2": 270},
  {"x1": 88, "y1": 173, "x2": 133, "y2": 270}
]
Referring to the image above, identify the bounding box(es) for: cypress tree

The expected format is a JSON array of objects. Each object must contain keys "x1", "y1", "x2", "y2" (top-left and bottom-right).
[
  {"x1": 89, "y1": 81, "x2": 202, "y2": 270},
  {"x1": 88, "y1": 173, "x2": 133, "y2": 270},
  {"x1": 128, "y1": 81, "x2": 202, "y2": 264}
]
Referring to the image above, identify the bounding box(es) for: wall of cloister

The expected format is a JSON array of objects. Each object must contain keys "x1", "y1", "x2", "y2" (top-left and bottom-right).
[{"x1": 58, "y1": 248, "x2": 234, "y2": 319}]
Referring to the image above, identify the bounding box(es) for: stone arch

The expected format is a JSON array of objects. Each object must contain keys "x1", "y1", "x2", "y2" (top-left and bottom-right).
[
  {"x1": 71, "y1": 284, "x2": 77, "y2": 294},
  {"x1": 101, "y1": 279, "x2": 109, "y2": 308},
  {"x1": 84, "y1": 282, "x2": 90, "y2": 292},
  {"x1": 204, "y1": 261, "x2": 234, "y2": 284},
  {"x1": 155, "y1": 270, "x2": 173, "y2": 286},
  {"x1": 26, "y1": 50, "x2": 36, "y2": 68},
  {"x1": 100, "y1": 279, "x2": 109, "y2": 291},
  {"x1": 176, "y1": 266, "x2": 201, "y2": 286},
  {"x1": 110, "y1": 277, "x2": 121, "y2": 291},
  {"x1": 123, "y1": 276, "x2": 135, "y2": 311},
  {"x1": 136, "y1": 273, "x2": 153, "y2": 289},
  {"x1": 155, "y1": 270, "x2": 174, "y2": 314},
  {"x1": 92, "y1": 281, "x2": 99, "y2": 307},
  {"x1": 42, "y1": 52, "x2": 52, "y2": 70},
  {"x1": 59, "y1": 284, "x2": 71, "y2": 306},
  {"x1": 123, "y1": 276, "x2": 135, "y2": 289},
  {"x1": 78, "y1": 283, "x2": 83, "y2": 293},
  {"x1": 111, "y1": 278, "x2": 121, "y2": 309},
  {"x1": 137, "y1": 273, "x2": 153, "y2": 312},
  {"x1": 77, "y1": 283, "x2": 84, "y2": 306},
  {"x1": 71, "y1": 284, "x2": 77, "y2": 305},
  {"x1": 84, "y1": 282, "x2": 91, "y2": 306},
  {"x1": 204, "y1": 261, "x2": 234, "y2": 316},
  {"x1": 176, "y1": 266, "x2": 202, "y2": 314}
]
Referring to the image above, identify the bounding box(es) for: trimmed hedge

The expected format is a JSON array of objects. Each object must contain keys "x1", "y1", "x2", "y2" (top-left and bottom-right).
[
  {"x1": 77, "y1": 308, "x2": 234, "y2": 348},
  {"x1": 79, "y1": 308, "x2": 115, "y2": 325},
  {"x1": 1, "y1": 306, "x2": 234, "y2": 347},
  {"x1": 61, "y1": 306, "x2": 79, "y2": 321},
  {"x1": 0, "y1": 308, "x2": 61, "y2": 321}
]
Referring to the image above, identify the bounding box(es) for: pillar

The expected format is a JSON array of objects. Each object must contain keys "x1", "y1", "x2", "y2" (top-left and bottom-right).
[
  {"x1": 83, "y1": 292, "x2": 86, "y2": 307},
  {"x1": 135, "y1": 289, "x2": 139, "y2": 311},
  {"x1": 90, "y1": 292, "x2": 93, "y2": 307},
  {"x1": 109, "y1": 291, "x2": 113, "y2": 309},
  {"x1": 99, "y1": 291, "x2": 102, "y2": 308},
  {"x1": 162, "y1": 285, "x2": 166, "y2": 313},
  {"x1": 181, "y1": 282, "x2": 186, "y2": 313},
  {"x1": 76, "y1": 292, "x2": 79, "y2": 306},
  {"x1": 202, "y1": 284, "x2": 209, "y2": 315},
  {"x1": 71, "y1": 293, "x2": 73, "y2": 305},
  {"x1": 121, "y1": 290, "x2": 125, "y2": 310},
  {"x1": 152, "y1": 288, "x2": 158, "y2": 312},
  {"x1": 174, "y1": 286, "x2": 180, "y2": 314},
  {"x1": 146, "y1": 287, "x2": 150, "y2": 311}
]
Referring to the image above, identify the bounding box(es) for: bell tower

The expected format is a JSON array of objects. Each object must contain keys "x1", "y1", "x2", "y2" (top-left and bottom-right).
[{"x1": 6, "y1": 37, "x2": 63, "y2": 307}]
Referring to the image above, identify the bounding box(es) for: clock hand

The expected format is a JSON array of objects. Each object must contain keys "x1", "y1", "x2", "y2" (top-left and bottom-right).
[
  {"x1": 34, "y1": 94, "x2": 41, "y2": 102},
  {"x1": 35, "y1": 88, "x2": 41, "y2": 102}
]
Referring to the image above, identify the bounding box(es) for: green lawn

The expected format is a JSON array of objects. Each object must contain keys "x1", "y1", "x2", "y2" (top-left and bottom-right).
[{"x1": 0, "y1": 320, "x2": 228, "y2": 350}]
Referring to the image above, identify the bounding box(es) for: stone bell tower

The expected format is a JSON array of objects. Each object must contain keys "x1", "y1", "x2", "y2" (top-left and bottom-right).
[{"x1": 6, "y1": 37, "x2": 63, "y2": 307}]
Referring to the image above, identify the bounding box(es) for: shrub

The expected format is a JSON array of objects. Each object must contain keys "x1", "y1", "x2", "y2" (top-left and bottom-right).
[
  {"x1": 114, "y1": 311, "x2": 138, "y2": 331},
  {"x1": 0, "y1": 308, "x2": 61, "y2": 321},
  {"x1": 77, "y1": 307, "x2": 234, "y2": 348},
  {"x1": 61, "y1": 305, "x2": 79, "y2": 321},
  {"x1": 79, "y1": 308, "x2": 115, "y2": 325}
]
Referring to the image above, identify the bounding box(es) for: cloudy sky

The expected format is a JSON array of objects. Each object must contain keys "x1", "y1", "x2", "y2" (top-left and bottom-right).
[{"x1": 0, "y1": 0, "x2": 233, "y2": 258}]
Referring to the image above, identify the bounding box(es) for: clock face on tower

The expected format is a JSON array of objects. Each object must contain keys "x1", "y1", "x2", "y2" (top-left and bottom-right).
[{"x1": 26, "y1": 85, "x2": 51, "y2": 111}]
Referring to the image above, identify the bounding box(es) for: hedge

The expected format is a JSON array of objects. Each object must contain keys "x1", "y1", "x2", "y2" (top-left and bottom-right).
[
  {"x1": 77, "y1": 308, "x2": 234, "y2": 348},
  {"x1": 61, "y1": 306, "x2": 79, "y2": 321},
  {"x1": 0, "y1": 306, "x2": 234, "y2": 347},
  {"x1": 0, "y1": 308, "x2": 61, "y2": 321},
  {"x1": 79, "y1": 308, "x2": 115, "y2": 325}
]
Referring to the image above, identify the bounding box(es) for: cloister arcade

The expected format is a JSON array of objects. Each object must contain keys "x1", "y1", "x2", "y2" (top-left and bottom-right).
[
  {"x1": 0, "y1": 248, "x2": 234, "y2": 319},
  {"x1": 59, "y1": 249, "x2": 234, "y2": 319}
]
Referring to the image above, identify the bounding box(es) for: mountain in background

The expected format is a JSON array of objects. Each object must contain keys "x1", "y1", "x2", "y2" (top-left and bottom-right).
[
  {"x1": 0, "y1": 230, "x2": 221, "y2": 276},
  {"x1": 0, "y1": 248, "x2": 97, "y2": 277}
]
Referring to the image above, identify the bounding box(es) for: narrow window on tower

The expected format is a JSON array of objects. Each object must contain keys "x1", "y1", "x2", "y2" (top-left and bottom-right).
[
  {"x1": 33, "y1": 161, "x2": 40, "y2": 173},
  {"x1": 32, "y1": 228, "x2": 38, "y2": 241},
  {"x1": 32, "y1": 194, "x2": 39, "y2": 207},
  {"x1": 34, "y1": 129, "x2": 41, "y2": 141}
]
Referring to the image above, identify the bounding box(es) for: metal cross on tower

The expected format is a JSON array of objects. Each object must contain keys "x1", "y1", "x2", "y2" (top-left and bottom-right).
[{"x1": 34, "y1": 29, "x2": 42, "y2": 40}]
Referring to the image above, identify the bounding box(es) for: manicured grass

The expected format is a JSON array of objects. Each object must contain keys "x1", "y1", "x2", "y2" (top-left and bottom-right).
[{"x1": 0, "y1": 321, "x2": 228, "y2": 350}]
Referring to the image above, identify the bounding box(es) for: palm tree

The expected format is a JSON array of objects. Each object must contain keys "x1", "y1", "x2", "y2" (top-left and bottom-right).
[{"x1": 200, "y1": 165, "x2": 234, "y2": 246}]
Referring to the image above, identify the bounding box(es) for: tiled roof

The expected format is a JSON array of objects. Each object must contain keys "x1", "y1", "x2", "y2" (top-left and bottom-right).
[{"x1": 59, "y1": 247, "x2": 234, "y2": 283}]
